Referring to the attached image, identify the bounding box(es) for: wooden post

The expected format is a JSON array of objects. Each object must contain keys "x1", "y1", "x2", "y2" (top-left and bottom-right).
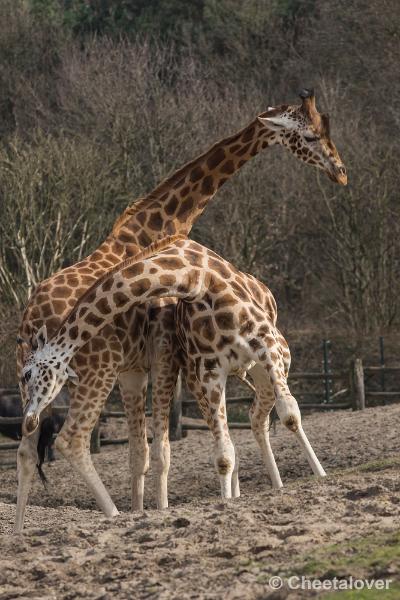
[
  {"x1": 322, "y1": 339, "x2": 332, "y2": 403},
  {"x1": 379, "y1": 336, "x2": 388, "y2": 405},
  {"x1": 169, "y1": 374, "x2": 183, "y2": 441},
  {"x1": 351, "y1": 358, "x2": 365, "y2": 410},
  {"x1": 90, "y1": 420, "x2": 101, "y2": 454}
]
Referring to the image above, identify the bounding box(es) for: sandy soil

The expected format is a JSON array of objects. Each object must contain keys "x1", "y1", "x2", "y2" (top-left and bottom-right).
[{"x1": 1, "y1": 404, "x2": 400, "y2": 599}]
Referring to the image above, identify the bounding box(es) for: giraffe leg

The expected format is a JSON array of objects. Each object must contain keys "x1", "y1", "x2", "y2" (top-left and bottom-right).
[
  {"x1": 151, "y1": 352, "x2": 180, "y2": 510},
  {"x1": 222, "y1": 378, "x2": 240, "y2": 497},
  {"x1": 118, "y1": 370, "x2": 149, "y2": 512},
  {"x1": 277, "y1": 331, "x2": 326, "y2": 479},
  {"x1": 274, "y1": 393, "x2": 326, "y2": 477},
  {"x1": 169, "y1": 371, "x2": 183, "y2": 441},
  {"x1": 55, "y1": 369, "x2": 119, "y2": 517},
  {"x1": 14, "y1": 429, "x2": 40, "y2": 533},
  {"x1": 223, "y1": 413, "x2": 240, "y2": 497},
  {"x1": 248, "y1": 364, "x2": 282, "y2": 489},
  {"x1": 186, "y1": 369, "x2": 235, "y2": 499},
  {"x1": 294, "y1": 426, "x2": 327, "y2": 477},
  {"x1": 185, "y1": 364, "x2": 240, "y2": 498},
  {"x1": 231, "y1": 449, "x2": 240, "y2": 498},
  {"x1": 211, "y1": 387, "x2": 236, "y2": 499},
  {"x1": 251, "y1": 348, "x2": 326, "y2": 479}
]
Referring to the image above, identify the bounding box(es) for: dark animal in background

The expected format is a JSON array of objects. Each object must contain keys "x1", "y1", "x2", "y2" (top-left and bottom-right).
[
  {"x1": 0, "y1": 389, "x2": 24, "y2": 441},
  {"x1": 0, "y1": 388, "x2": 66, "y2": 475},
  {"x1": 36, "y1": 415, "x2": 64, "y2": 483}
]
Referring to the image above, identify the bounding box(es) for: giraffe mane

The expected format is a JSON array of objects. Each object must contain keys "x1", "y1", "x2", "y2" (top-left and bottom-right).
[
  {"x1": 111, "y1": 197, "x2": 147, "y2": 235},
  {"x1": 56, "y1": 234, "x2": 187, "y2": 338}
]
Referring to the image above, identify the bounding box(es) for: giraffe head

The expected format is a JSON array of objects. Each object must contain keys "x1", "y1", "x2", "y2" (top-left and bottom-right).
[
  {"x1": 19, "y1": 325, "x2": 78, "y2": 437},
  {"x1": 258, "y1": 88, "x2": 347, "y2": 185}
]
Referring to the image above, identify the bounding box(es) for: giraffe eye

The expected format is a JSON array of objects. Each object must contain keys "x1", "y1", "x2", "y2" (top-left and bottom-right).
[
  {"x1": 23, "y1": 370, "x2": 32, "y2": 383},
  {"x1": 304, "y1": 134, "x2": 319, "y2": 143}
]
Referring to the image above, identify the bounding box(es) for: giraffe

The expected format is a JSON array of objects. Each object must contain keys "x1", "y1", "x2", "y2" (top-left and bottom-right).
[
  {"x1": 16, "y1": 89, "x2": 345, "y2": 530},
  {"x1": 20, "y1": 234, "x2": 326, "y2": 517}
]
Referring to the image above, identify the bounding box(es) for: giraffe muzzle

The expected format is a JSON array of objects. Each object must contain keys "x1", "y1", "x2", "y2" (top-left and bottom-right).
[
  {"x1": 332, "y1": 165, "x2": 347, "y2": 185},
  {"x1": 22, "y1": 412, "x2": 39, "y2": 437}
]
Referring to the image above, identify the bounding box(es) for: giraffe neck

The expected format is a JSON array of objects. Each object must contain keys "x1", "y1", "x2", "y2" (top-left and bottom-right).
[
  {"x1": 112, "y1": 117, "x2": 276, "y2": 247},
  {"x1": 50, "y1": 236, "x2": 203, "y2": 356}
]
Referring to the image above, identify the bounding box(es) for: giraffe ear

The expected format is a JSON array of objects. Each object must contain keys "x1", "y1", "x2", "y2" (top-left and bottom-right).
[
  {"x1": 34, "y1": 325, "x2": 48, "y2": 351},
  {"x1": 66, "y1": 364, "x2": 79, "y2": 386}
]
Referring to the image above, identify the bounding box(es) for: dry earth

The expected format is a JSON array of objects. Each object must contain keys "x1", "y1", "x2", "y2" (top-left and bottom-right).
[{"x1": 1, "y1": 404, "x2": 400, "y2": 599}]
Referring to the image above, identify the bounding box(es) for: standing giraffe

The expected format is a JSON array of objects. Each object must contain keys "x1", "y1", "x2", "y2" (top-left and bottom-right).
[
  {"x1": 16, "y1": 90, "x2": 346, "y2": 530},
  {"x1": 20, "y1": 235, "x2": 325, "y2": 522}
]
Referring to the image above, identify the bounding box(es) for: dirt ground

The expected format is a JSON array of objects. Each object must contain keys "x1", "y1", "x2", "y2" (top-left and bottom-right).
[{"x1": 1, "y1": 404, "x2": 400, "y2": 599}]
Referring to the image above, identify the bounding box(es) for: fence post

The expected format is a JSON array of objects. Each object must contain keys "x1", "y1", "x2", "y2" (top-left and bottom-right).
[
  {"x1": 169, "y1": 374, "x2": 183, "y2": 441},
  {"x1": 351, "y1": 358, "x2": 365, "y2": 410},
  {"x1": 379, "y1": 336, "x2": 388, "y2": 405},
  {"x1": 90, "y1": 420, "x2": 101, "y2": 454},
  {"x1": 322, "y1": 339, "x2": 333, "y2": 403}
]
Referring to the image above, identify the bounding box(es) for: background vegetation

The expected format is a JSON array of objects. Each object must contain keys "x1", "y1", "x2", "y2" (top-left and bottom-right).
[{"x1": 0, "y1": 0, "x2": 399, "y2": 383}]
